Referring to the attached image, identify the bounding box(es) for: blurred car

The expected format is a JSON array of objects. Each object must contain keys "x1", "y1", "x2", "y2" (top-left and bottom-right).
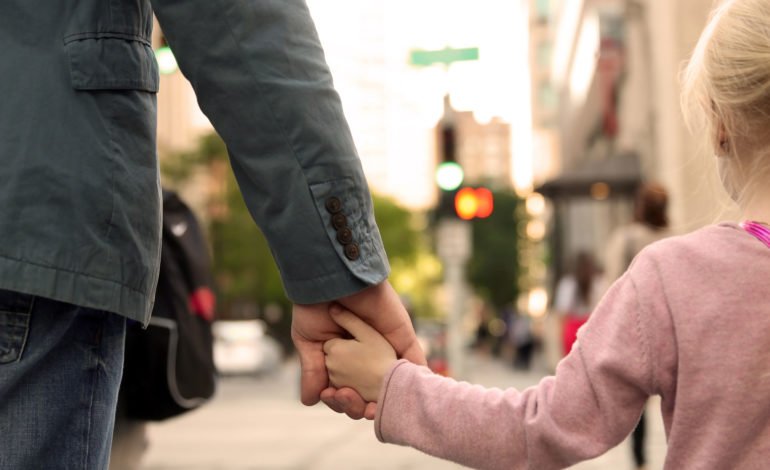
[{"x1": 212, "y1": 319, "x2": 282, "y2": 375}]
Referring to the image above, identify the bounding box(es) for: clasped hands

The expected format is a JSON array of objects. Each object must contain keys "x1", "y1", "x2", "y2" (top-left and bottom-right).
[{"x1": 291, "y1": 281, "x2": 425, "y2": 420}]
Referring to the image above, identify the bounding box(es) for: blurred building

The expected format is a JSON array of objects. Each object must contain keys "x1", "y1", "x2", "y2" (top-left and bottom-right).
[
  {"x1": 308, "y1": 0, "x2": 521, "y2": 208},
  {"x1": 304, "y1": 1, "x2": 391, "y2": 197},
  {"x1": 447, "y1": 103, "x2": 513, "y2": 189},
  {"x1": 529, "y1": 0, "x2": 725, "y2": 283},
  {"x1": 152, "y1": 1, "x2": 532, "y2": 213},
  {"x1": 151, "y1": 22, "x2": 216, "y2": 219},
  {"x1": 151, "y1": 4, "x2": 440, "y2": 211}
]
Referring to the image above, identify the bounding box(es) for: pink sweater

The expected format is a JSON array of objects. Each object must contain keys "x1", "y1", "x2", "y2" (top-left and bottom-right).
[{"x1": 375, "y1": 223, "x2": 770, "y2": 469}]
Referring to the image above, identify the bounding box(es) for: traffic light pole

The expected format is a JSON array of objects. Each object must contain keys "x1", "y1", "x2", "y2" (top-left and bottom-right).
[
  {"x1": 411, "y1": 49, "x2": 480, "y2": 379},
  {"x1": 436, "y1": 219, "x2": 472, "y2": 379}
]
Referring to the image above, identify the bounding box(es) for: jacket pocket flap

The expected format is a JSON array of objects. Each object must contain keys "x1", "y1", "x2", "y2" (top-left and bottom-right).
[{"x1": 65, "y1": 35, "x2": 159, "y2": 92}]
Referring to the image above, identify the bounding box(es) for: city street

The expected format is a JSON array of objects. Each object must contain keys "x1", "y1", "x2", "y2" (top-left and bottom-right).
[{"x1": 139, "y1": 354, "x2": 667, "y2": 470}]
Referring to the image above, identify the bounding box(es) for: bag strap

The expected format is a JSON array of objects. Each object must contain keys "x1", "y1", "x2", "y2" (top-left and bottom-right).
[{"x1": 741, "y1": 221, "x2": 770, "y2": 249}]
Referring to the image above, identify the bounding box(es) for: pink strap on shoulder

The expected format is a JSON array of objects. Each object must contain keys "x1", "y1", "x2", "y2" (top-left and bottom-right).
[{"x1": 740, "y1": 221, "x2": 770, "y2": 249}]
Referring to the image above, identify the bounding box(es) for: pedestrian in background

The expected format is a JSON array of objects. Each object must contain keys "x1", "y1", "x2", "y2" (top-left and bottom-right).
[
  {"x1": 506, "y1": 306, "x2": 535, "y2": 371},
  {"x1": 322, "y1": 1, "x2": 770, "y2": 468},
  {"x1": 606, "y1": 182, "x2": 672, "y2": 470},
  {"x1": 606, "y1": 183, "x2": 671, "y2": 282},
  {"x1": 0, "y1": 1, "x2": 422, "y2": 468},
  {"x1": 553, "y1": 251, "x2": 606, "y2": 356}
]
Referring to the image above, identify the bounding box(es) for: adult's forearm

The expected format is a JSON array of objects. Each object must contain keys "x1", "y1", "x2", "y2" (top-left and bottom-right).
[{"x1": 151, "y1": 0, "x2": 389, "y2": 302}]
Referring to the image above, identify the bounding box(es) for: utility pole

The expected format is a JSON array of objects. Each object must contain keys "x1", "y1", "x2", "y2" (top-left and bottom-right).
[{"x1": 410, "y1": 46, "x2": 480, "y2": 379}]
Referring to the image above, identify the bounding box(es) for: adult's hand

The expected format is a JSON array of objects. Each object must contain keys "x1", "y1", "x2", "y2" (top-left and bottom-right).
[
  {"x1": 291, "y1": 301, "x2": 343, "y2": 407},
  {"x1": 338, "y1": 281, "x2": 425, "y2": 365},
  {"x1": 321, "y1": 280, "x2": 425, "y2": 419},
  {"x1": 292, "y1": 280, "x2": 425, "y2": 419}
]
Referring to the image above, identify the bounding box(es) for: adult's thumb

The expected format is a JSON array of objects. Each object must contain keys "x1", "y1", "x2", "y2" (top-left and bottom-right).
[{"x1": 294, "y1": 342, "x2": 328, "y2": 406}]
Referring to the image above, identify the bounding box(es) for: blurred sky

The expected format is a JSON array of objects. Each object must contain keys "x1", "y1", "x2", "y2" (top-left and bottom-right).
[{"x1": 306, "y1": 0, "x2": 532, "y2": 207}]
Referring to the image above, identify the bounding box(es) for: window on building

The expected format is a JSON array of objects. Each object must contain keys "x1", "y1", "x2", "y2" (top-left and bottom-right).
[{"x1": 535, "y1": 0, "x2": 551, "y2": 21}]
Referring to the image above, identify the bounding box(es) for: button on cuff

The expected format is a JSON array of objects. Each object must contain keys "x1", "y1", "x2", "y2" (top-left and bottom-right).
[
  {"x1": 332, "y1": 213, "x2": 348, "y2": 230},
  {"x1": 344, "y1": 243, "x2": 360, "y2": 261},
  {"x1": 325, "y1": 197, "x2": 343, "y2": 214},
  {"x1": 336, "y1": 227, "x2": 354, "y2": 245}
]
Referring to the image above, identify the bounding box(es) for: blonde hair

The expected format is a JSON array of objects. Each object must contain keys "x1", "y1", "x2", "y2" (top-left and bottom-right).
[
  {"x1": 682, "y1": 0, "x2": 770, "y2": 141},
  {"x1": 681, "y1": 0, "x2": 770, "y2": 209}
]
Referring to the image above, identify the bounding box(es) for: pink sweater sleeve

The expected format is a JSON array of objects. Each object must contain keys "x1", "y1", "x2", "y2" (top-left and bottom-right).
[{"x1": 374, "y1": 254, "x2": 672, "y2": 470}]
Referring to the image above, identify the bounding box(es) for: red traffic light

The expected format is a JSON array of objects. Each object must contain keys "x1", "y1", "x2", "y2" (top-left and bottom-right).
[
  {"x1": 475, "y1": 187, "x2": 493, "y2": 218},
  {"x1": 454, "y1": 188, "x2": 478, "y2": 220},
  {"x1": 454, "y1": 187, "x2": 494, "y2": 220}
]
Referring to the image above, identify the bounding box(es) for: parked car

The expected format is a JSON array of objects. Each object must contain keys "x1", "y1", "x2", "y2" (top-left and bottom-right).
[{"x1": 212, "y1": 320, "x2": 282, "y2": 375}]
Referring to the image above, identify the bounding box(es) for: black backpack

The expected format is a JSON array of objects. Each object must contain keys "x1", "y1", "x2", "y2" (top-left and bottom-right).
[{"x1": 120, "y1": 189, "x2": 217, "y2": 421}]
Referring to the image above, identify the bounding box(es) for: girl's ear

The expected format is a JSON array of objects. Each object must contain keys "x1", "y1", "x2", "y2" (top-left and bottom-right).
[{"x1": 716, "y1": 120, "x2": 730, "y2": 157}]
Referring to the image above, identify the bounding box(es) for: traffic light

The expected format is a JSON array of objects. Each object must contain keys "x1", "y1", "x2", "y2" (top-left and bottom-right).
[
  {"x1": 440, "y1": 122, "x2": 456, "y2": 163},
  {"x1": 435, "y1": 162, "x2": 464, "y2": 191},
  {"x1": 435, "y1": 96, "x2": 463, "y2": 219},
  {"x1": 474, "y1": 187, "x2": 494, "y2": 218},
  {"x1": 435, "y1": 186, "x2": 495, "y2": 221},
  {"x1": 435, "y1": 113, "x2": 463, "y2": 191},
  {"x1": 454, "y1": 187, "x2": 494, "y2": 220},
  {"x1": 432, "y1": 95, "x2": 494, "y2": 221}
]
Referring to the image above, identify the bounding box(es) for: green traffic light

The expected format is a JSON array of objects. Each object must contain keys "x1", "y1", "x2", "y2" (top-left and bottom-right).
[
  {"x1": 436, "y1": 162, "x2": 464, "y2": 191},
  {"x1": 155, "y1": 46, "x2": 178, "y2": 75}
]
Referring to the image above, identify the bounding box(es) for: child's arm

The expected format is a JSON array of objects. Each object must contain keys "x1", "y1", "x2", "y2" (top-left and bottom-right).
[
  {"x1": 367, "y1": 252, "x2": 671, "y2": 470},
  {"x1": 323, "y1": 306, "x2": 398, "y2": 403}
]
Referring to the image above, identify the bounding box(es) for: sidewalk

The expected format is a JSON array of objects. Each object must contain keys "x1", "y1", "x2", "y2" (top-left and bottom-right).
[{"x1": 139, "y1": 354, "x2": 666, "y2": 469}]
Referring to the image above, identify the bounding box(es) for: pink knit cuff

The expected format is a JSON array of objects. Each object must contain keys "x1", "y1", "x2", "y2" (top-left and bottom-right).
[{"x1": 374, "y1": 358, "x2": 411, "y2": 442}]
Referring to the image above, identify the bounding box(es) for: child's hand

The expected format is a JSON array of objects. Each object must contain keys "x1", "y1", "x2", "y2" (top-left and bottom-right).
[{"x1": 323, "y1": 305, "x2": 398, "y2": 403}]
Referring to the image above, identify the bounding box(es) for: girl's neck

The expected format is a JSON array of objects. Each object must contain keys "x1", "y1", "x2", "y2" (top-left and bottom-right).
[
  {"x1": 735, "y1": 151, "x2": 770, "y2": 223},
  {"x1": 741, "y1": 193, "x2": 770, "y2": 224}
]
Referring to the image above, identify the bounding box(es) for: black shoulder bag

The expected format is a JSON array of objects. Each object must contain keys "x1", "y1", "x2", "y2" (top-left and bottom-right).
[{"x1": 120, "y1": 189, "x2": 217, "y2": 421}]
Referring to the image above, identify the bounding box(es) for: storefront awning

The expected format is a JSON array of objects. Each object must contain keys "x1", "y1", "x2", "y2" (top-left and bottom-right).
[{"x1": 535, "y1": 151, "x2": 641, "y2": 199}]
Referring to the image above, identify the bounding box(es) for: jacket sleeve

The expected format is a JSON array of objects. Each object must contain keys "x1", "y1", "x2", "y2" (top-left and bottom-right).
[
  {"x1": 375, "y1": 252, "x2": 673, "y2": 470},
  {"x1": 149, "y1": 0, "x2": 389, "y2": 304}
]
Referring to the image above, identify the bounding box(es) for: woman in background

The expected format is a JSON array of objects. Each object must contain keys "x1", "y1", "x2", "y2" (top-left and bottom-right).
[{"x1": 553, "y1": 251, "x2": 606, "y2": 356}]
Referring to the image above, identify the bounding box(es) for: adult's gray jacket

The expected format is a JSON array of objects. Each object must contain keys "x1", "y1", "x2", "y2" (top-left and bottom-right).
[{"x1": 0, "y1": 0, "x2": 388, "y2": 324}]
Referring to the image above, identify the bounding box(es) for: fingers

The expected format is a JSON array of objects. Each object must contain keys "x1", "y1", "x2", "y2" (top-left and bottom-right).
[
  {"x1": 338, "y1": 281, "x2": 425, "y2": 363},
  {"x1": 328, "y1": 305, "x2": 381, "y2": 343},
  {"x1": 397, "y1": 337, "x2": 427, "y2": 366},
  {"x1": 375, "y1": 319, "x2": 426, "y2": 365},
  {"x1": 322, "y1": 388, "x2": 377, "y2": 420},
  {"x1": 292, "y1": 335, "x2": 329, "y2": 406},
  {"x1": 331, "y1": 387, "x2": 368, "y2": 420},
  {"x1": 322, "y1": 337, "x2": 344, "y2": 355},
  {"x1": 320, "y1": 387, "x2": 345, "y2": 414},
  {"x1": 364, "y1": 402, "x2": 377, "y2": 421}
]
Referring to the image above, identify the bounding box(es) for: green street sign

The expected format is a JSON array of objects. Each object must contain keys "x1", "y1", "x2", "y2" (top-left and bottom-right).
[{"x1": 409, "y1": 47, "x2": 479, "y2": 67}]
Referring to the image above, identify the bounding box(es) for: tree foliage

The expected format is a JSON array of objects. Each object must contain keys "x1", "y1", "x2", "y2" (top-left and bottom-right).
[
  {"x1": 371, "y1": 194, "x2": 419, "y2": 263},
  {"x1": 161, "y1": 133, "x2": 433, "y2": 322},
  {"x1": 162, "y1": 133, "x2": 288, "y2": 318}
]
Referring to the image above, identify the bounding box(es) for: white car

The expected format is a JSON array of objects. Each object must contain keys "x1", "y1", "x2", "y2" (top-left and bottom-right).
[{"x1": 212, "y1": 320, "x2": 282, "y2": 375}]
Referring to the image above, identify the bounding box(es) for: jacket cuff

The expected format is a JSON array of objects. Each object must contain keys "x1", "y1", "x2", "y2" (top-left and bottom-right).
[
  {"x1": 283, "y1": 266, "x2": 387, "y2": 305},
  {"x1": 282, "y1": 177, "x2": 390, "y2": 304}
]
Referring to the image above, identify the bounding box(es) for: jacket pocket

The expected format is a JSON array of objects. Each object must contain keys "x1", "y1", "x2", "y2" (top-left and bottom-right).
[
  {"x1": 0, "y1": 291, "x2": 34, "y2": 364},
  {"x1": 64, "y1": 33, "x2": 159, "y2": 92}
]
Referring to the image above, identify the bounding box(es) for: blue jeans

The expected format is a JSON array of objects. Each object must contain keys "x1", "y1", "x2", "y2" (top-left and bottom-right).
[{"x1": 0, "y1": 290, "x2": 126, "y2": 469}]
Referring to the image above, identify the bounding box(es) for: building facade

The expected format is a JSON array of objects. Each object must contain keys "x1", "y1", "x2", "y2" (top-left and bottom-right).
[{"x1": 530, "y1": 0, "x2": 728, "y2": 280}]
